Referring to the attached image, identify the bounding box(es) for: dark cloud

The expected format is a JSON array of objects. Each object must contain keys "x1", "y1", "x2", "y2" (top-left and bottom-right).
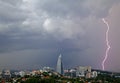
[{"x1": 0, "y1": 0, "x2": 120, "y2": 72}]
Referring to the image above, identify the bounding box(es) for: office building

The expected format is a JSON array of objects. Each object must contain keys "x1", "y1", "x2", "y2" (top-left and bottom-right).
[{"x1": 56, "y1": 54, "x2": 63, "y2": 74}]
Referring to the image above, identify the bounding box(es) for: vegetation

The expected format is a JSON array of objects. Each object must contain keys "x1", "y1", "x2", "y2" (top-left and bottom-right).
[{"x1": 1, "y1": 71, "x2": 120, "y2": 83}]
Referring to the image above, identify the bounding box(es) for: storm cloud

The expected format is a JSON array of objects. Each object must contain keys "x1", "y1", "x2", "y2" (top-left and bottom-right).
[{"x1": 0, "y1": 0, "x2": 120, "y2": 72}]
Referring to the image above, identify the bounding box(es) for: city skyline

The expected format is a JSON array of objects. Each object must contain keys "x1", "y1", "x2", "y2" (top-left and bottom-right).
[{"x1": 0, "y1": 0, "x2": 120, "y2": 72}]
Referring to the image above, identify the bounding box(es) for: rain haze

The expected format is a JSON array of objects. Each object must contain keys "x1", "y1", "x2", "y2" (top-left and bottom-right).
[{"x1": 0, "y1": 0, "x2": 120, "y2": 72}]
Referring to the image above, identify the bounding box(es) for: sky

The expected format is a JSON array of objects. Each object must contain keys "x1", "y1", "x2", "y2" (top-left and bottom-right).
[{"x1": 0, "y1": 0, "x2": 120, "y2": 72}]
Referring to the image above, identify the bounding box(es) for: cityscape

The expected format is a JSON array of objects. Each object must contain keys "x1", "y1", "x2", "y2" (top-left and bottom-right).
[
  {"x1": 0, "y1": 54, "x2": 120, "y2": 83},
  {"x1": 0, "y1": 0, "x2": 120, "y2": 83}
]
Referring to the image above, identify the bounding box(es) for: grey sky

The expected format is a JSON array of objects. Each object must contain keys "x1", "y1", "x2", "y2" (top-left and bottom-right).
[{"x1": 0, "y1": 0, "x2": 120, "y2": 72}]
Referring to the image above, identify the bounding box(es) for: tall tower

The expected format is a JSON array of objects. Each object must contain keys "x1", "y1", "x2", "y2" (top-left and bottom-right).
[{"x1": 56, "y1": 54, "x2": 63, "y2": 74}]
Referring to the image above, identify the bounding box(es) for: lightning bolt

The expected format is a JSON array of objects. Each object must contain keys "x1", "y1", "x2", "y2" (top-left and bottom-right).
[{"x1": 102, "y1": 18, "x2": 111, "y2": 70}]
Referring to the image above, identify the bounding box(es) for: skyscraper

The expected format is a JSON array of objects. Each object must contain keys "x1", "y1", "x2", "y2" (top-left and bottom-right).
[{"x1": 56, "y1": 54, "x2": 63, "y2": 75}]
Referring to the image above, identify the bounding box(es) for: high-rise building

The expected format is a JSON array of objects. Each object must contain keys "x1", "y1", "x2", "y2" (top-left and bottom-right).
[{"x1": 56, "y1": 54, "x2": 63, "y2": 74}]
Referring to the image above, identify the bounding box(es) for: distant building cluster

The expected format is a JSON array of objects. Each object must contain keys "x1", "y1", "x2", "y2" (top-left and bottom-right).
[
  {"x1": 0, "y1": 54, "x2": 120, "y2": 83},
  {"x1": 56, "y1": 54, "x2": 97, "y2": 78},
  {"x1": 64, "y1": 66, "x2": 97, "y2": 78},
  {"x1": 0, "y1": 54, "x2": 98, "y2": 82}
]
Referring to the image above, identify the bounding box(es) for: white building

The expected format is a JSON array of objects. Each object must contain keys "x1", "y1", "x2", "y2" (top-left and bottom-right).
[
  {"x1": 56, "y1": 54, "x2": 63, "y2": 75},
  {"x1": 43, "y1": 66, "x2": 54, "y2": 72},
  {"x1": 4, "y1": 70, "x2": 11, "y2": 75},
  {"x1": 92, "y1": 71, "x2": 98, "y2": 78},
  {"x1": 76, "y1": 66, "x2": 91, "y2": 78},
  {"x1": 19, "y1": 71, "x2": 25, "y2": 77}
]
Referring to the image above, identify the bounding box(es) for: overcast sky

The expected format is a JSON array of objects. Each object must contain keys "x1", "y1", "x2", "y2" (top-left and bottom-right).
[{"x1": 0, "y1": 0, "x2": 120, "y2": 72}]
